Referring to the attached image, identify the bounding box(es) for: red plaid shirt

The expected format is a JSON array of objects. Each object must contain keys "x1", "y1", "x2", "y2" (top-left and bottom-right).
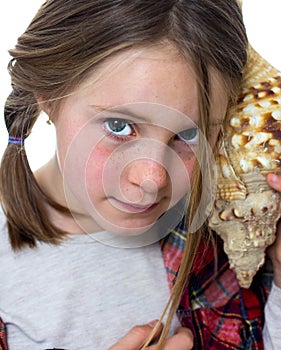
[
  {"x1": 0, "y1": 220, "x2": 272, "y2": 349},
  {"x1": 161, "y1": 220, "x2": 272, "y2": 349}
]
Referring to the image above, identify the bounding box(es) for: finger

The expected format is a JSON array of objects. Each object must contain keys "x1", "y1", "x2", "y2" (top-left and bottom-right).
[
  {"x1": 266, "y1": 174, "x2": 281, "y2": 192},
  {"x1": 108, "y1": 320, "x2": 162, "y2": 350},
  {"x1": 161, "y1": 327, "x2": 194, "y2": 350}
]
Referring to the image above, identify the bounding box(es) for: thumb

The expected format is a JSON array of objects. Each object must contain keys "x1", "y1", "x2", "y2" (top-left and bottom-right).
[{"x1": 108, "y1": 320, "x2": 162, "y2": 350}]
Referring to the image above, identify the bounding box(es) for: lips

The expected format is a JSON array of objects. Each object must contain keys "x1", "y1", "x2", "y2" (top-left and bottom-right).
[{"x1": 110, "y1": 198, "x2": 159, "y2": 214}]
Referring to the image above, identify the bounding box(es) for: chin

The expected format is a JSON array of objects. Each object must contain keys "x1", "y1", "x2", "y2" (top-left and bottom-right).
[{"x1": 103, "y1": 220, "x2": 155, "y2": 236}]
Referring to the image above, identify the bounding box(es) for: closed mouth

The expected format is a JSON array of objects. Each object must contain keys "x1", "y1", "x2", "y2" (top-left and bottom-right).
[{"x1": 111, "y1": 198, "x2": 159, "y2": 214}]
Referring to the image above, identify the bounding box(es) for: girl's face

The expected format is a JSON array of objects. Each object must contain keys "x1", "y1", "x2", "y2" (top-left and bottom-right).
[{"x1": 52, "y1": 44, "x2": 228, "y2": 236}]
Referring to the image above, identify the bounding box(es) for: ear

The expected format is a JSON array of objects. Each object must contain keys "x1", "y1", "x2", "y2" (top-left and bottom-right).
[{"x1": 35, "y1": 96, "x2": 56, "y2": 123}]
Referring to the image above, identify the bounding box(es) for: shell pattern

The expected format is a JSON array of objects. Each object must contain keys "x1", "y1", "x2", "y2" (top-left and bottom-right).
[{"x1": 208, "y1": 46, "x2": 281, "y2": 288}]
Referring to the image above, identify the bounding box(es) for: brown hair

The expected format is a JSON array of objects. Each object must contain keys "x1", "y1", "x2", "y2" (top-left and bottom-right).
[{"x1": 0, "y1": 0, "x2": 247, "y2": 348}]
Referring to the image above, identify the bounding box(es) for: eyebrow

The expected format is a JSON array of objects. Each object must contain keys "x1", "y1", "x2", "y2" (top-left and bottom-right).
[
  {"x1": 108, "y1": 107, "x2": 149, "y2": 122},
  {"x1": 89, "y1": 104, "x2": 158, "y2": 123}
]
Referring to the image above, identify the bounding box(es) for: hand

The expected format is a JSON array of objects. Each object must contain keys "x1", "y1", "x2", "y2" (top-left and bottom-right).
[
  {"x1": 108, "y1": 320, "x2": 194, "y2": 350},
  {"x1": 266, "y1": 174, "x2": 281, "y2": 288}
]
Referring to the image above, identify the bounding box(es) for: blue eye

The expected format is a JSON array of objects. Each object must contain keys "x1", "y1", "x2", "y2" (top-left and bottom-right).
[
  {"x1": 104, "y1": 119, "x2": 134, "y2": 137},
  {"x1": 177, "y1": 128, "x2": 198, "y2": 143}
]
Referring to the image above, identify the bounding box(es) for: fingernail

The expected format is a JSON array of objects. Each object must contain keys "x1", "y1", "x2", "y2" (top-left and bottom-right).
[{"x1": 148, "y1": 320, "x2": 159, "y2": 328}]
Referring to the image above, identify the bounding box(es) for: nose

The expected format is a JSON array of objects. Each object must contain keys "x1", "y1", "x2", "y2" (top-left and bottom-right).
[{"x1": 127, "y1": 159, "x2": 168, "y2": 193}]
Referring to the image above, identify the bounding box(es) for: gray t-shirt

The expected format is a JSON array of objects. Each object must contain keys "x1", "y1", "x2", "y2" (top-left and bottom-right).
[
  {"x1": 263, "y1": 282, "x2": 281, "y2": 350},
  {"x1": 0, "y1": 211, "x2": 180, "y2": 349},
  {"x1": 1, "y1": 209, "x2": 280, "y2": 349}
]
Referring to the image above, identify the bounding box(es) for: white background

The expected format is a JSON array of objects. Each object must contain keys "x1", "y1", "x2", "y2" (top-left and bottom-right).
[{"x1": 0, "y1": 0, "x2": 281, "y2": 170}]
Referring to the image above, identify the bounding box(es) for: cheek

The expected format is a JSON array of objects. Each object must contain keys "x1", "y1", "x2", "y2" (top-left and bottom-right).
[
  {"x1": 167, "y1": 146, "x2": 196, "y2": 201},
  {"x1": 173, "y1": 142, "x2": 197, "y2": 176},
  {"x1": 55, "y1": 120, "x2": 86, "y2": 172},
  {"x1": 85, "y1": 145, "x2": 119, "y2": 196},
  {"x1": 183, "y1": 157, "x2": 196, "y2": 178},
  {"x1": 86, "y1": 146, "x2": 107, "y2": 186},
  {"x1": 56, "y1": 133, "x2": 74, "y2": 171},
  {"x1": 177, "y1": 157, "x2": 196, "y2": 194}
]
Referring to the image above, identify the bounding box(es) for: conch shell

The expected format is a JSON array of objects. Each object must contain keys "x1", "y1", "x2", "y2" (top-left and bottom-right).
[{"x1": 208, "y1": 46, "x2": 281, "y2": 288}]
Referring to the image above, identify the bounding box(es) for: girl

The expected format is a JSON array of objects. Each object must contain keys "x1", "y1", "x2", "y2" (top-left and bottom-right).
[{"x1": 0, "y1": 0, "x2": 280, "y2": 349}]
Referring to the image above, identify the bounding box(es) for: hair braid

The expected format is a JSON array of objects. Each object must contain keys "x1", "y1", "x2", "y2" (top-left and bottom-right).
[{"x1": 0, "y1": 86, "x2": 67, "y2": 250}]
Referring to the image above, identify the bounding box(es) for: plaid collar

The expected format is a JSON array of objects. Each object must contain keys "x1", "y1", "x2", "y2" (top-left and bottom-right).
[{"x1": 161, "y1": 219, "x2": 273, "y2": 349}]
